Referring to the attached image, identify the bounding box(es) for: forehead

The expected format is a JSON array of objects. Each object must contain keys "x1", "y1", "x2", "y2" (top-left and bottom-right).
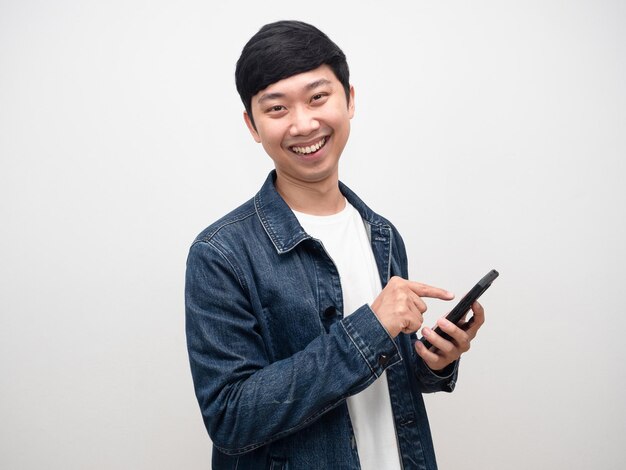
[{"x1": 253, "y1": 65, "x2": 339, "y2": 104}]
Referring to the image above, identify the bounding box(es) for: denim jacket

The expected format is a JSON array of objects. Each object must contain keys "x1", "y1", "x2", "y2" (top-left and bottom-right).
[{"x1": 186, "y1": 171, "x2": 458, "y2": 470}]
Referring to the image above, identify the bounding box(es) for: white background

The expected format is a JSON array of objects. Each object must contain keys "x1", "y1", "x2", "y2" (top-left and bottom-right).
[{"x1": 1, "y1": 1, "x2": 625, "y2": 469}]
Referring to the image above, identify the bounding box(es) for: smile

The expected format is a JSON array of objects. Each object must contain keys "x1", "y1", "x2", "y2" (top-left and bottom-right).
[{"x1": 290, "y1": 137, "x2": 327, "y2": 155}]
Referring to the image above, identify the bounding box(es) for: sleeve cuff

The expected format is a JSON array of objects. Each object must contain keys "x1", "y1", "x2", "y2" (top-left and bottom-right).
[
  {"x1": 340, "y1": 304, "x2": 402, "y2": 378},
  {"x1": 416, "y1": 357, "x2": 460, "y2": 393}
]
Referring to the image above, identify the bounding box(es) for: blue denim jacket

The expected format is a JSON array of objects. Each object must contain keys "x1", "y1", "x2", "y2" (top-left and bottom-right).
[{"x1": 186, "y1": 171, "x2": 458, "y2": 470}]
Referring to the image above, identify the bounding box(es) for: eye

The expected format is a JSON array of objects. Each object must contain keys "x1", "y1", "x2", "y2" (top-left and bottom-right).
[
  {"x1": 268, "y1": 105, "x2": 285, "y2": 113},
  {"x1": 311, "y1": 93, "x2": 327, "y2": 103}
]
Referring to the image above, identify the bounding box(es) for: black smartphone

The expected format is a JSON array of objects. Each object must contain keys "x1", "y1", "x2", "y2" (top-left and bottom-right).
[{"x1": 420, "y1": 269, "x2": 499, "y2": 349}]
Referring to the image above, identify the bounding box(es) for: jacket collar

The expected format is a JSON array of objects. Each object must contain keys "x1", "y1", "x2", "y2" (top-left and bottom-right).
[{"x1": 254, "y1": 171, "x2": 389, "y2": 254}]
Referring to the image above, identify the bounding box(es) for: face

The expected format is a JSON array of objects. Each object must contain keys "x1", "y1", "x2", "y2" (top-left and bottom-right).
[{"x1": 244, "y1": 65, "x2": 355, "y2": 189}]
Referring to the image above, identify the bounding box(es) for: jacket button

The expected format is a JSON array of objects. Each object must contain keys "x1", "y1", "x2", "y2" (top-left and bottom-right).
[
  {"x1": 378, "y1": 354, "x2": 390, "y2": 366},
  {"x1": 323, "y1": 306, "x2": 336, "y2": 318}
]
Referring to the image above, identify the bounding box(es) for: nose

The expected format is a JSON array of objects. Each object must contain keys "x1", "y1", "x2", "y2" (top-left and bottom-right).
[{"x1": 289, "y1": 107, "x2": 320, "y2": 136}]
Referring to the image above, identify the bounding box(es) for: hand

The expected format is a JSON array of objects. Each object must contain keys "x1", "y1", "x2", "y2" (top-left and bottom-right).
[
  {"x1": 370, "y1": 276, "x2": 454, "y2": 338},
  {"x1": 415, "y1": 301, "x2": 485, "y2": 371}
]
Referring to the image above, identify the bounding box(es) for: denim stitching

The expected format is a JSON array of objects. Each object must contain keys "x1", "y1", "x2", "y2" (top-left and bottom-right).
[
  {"x1": 340, "y1": 320, "x2": 377, "y2": 377},
  {"x1": 204, "y1": 240, "x2": 249, "y2": 295},
  {"x1": 194, "y1": 208, "x2": 257, "y2": 243}
]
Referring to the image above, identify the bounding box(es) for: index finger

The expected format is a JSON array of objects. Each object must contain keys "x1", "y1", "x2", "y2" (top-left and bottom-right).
[{"x1": 408, "y1": 281, "x2": 455, "y2": 301}]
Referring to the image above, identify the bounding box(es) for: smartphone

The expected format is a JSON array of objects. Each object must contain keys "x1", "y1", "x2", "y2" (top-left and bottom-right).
[{"x1": 419, "y1": 269, "x2": 499, "y2": 349}]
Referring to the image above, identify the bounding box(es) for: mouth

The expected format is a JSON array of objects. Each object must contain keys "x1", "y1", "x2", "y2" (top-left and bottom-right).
[{"x1": 289, "y1": 136, "x2": 328, "y2": 156}]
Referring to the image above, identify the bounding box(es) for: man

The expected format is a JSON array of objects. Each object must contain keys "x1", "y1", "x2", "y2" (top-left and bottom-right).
[{"x1": 186, "y1": 20, "x2": 485, "y2": 470}]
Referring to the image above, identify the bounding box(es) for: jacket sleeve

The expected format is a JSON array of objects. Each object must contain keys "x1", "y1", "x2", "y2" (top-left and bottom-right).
[{"x1": 185, "y1": 239, "x2": 401, "y2": 455}]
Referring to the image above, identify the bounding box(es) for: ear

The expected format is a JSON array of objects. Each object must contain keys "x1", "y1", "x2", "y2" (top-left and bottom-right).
[
  {"x1": 348, "y1": 85, "x2": 355, "y2": 119},
  {"x1": 243, "y1": 111, "x2": 261, "y2": 143}
]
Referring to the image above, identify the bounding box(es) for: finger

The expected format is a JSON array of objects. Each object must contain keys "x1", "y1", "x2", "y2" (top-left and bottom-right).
[
  {"x1": 459, "y1": 315, "x2": 474, "y2": 331},
  {"x1": 415, "y1": 340, "x2": 445, "y2": 369},
  {"x1": 402, "y1": 318, "x2": 423, "y2": 334},
  {"x1": 410, "y1": 291, "x2": 428, "y2": 314},
  {"x1": 471, "y1": 301, "x2": 485, "y2": 325},
  {"x1": 408, "y1": 281, "x2": 454, "y2": 301},
  {"x1": 401, "y1": 318, "x2": 422, "y2": 335},
  {"x1": 464, "y1": 301, "x2": 485, "y2": 337},
  {"x1": 421, "y1": 325, "x2": 458, "y2": 356},
  {"x1": 436, "y1": 318, "x2": 471, "y2": 352},
  {"x1": 456, "y1": 311, "x2": 470, "y2": 326},
  {"x1": 402, "y1": 304, "x2": 424, "y2": 334}
]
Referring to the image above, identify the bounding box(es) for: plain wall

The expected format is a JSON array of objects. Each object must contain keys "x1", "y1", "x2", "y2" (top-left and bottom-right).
[{"x1": 1, "y1": 1, "x2": 624, "y2": 468}]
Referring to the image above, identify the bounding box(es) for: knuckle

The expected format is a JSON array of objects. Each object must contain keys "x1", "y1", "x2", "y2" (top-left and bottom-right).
[{"x1": 442, "y1": 342, "x2": 455, "y2": 354}]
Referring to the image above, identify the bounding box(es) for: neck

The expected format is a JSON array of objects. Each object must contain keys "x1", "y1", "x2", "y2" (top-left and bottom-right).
[{"x1": 275, "y1": 172, "x2": 345, "y2": 216}]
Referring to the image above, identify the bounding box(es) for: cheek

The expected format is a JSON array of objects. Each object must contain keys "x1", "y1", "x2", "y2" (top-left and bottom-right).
[
  {"x1": 260, "y1": 132, "x2": 287, "y2": 158},
  {"x1": 329, "y1": 112, "x2": 351, "y2": 137},
  {"x1": 257, "y1": 126, "x2": 285, "y2": 149},
  {"x1": 328, "y1": 106, "x2": 352, "y2": 127}
]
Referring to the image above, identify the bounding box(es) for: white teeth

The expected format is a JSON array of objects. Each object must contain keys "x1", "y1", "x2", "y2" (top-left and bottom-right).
[{"x1": 292, "y1": 137, "x2": 326, "y2": 155}]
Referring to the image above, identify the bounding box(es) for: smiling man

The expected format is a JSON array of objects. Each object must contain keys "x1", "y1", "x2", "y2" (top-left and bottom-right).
[
  {"x1": 185, "y1": 20, "x2": 485, "y2": 470},
  {"x1": 243, "y1": 66, "x2": 353, "y2": 215}
]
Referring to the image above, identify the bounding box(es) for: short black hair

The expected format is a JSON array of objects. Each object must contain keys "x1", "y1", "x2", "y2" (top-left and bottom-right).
[{"x1": 235, "y1": 20, "x2": 350, "y2": 129}]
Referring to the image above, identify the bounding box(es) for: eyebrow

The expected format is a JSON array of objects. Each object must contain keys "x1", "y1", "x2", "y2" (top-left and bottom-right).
[
  {"x1": 257, "y1": 78, "x2": 333, "y2": 104},
  {"x1": 305, "y1": 78, "x2": 332, "y2": 90}
]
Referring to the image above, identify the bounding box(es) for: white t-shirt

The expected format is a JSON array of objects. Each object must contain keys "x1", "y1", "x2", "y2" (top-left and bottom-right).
[{"x1": 293, "y1": 201, "x2": 402, "y2": 470}]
